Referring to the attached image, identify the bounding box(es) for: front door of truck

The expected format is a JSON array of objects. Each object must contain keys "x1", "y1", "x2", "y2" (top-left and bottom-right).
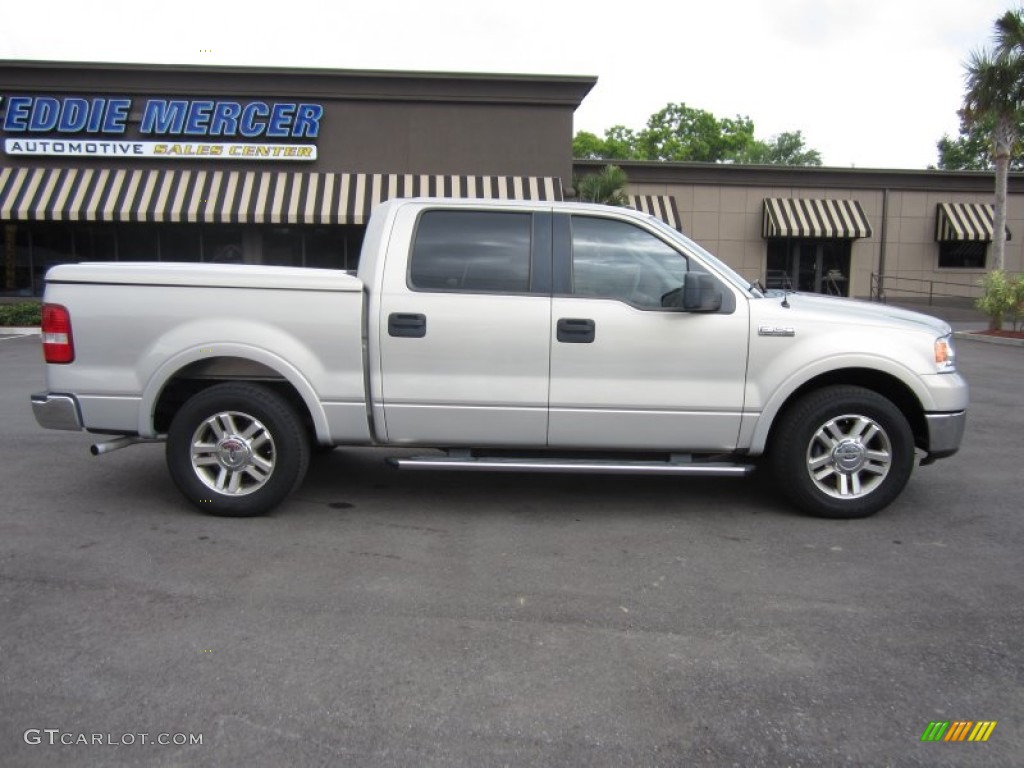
[
  {"x1": 547, "y1": 213, "x2": 749, "y2": 451},
  {"x1": 377, "y1": 207, "x2": 552, "y2": 446}
]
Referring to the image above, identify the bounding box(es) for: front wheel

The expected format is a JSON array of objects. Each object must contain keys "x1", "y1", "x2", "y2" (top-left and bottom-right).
[
  {"x1": 166, "y1": 383, "x2": 310, "y2": 517},
  {"x1": 770, "y1": 386, "x2": 915, "y2": 519}
]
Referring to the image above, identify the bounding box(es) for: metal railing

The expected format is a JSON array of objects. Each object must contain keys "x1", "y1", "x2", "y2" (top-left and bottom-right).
[{"x1": 869, "y1": 273, "x2": 982, "y2": 305}]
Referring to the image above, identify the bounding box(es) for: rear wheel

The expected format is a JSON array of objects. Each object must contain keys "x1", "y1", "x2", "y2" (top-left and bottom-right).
[
  {"x1": 770, "y1": 386, "x2": 915, "y2": 519},
  {"x1": 166, "y1": 383, "x2": 309, "y2": 517}
]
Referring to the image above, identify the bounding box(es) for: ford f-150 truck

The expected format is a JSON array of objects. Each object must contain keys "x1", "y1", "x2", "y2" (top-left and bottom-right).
[{"x1": 31, "y1": 198, "x2": 967, "y2": 519}]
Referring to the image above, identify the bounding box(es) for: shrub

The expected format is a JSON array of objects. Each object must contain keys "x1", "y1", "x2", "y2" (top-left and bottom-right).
[
  {"x1": 0, "y1": 300, "x2": 42, "y2": 327},
  {"x1": 1011, "y1": 274, "x2": 1024, "y2": 332},
  {"x1": 976, "y1": 270, "x2": 1018, "y2": 331}
]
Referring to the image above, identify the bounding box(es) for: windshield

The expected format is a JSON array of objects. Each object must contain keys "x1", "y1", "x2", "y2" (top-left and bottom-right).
[{"x1": 647, "y1": 215, "x2": 764, "y2": 297}]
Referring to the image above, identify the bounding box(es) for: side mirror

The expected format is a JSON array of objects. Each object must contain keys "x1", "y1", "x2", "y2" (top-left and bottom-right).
[
  {"x1": 660, "y1": 286, "x2": 684, "y2": 309},
  {"x1": 682, "y1": 273, "x2": 723, "y2": 312}
]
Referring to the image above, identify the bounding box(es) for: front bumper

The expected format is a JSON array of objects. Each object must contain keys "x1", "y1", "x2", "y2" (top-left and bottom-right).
[
  {"x1": 31, "y1": 392, "x2": 84, "y2": 431},
  {"x1": 924, "y1": 410, "x2": 966, "y2": 460}
]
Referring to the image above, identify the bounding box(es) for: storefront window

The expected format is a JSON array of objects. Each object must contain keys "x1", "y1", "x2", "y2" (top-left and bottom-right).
[
  {"x1": 0, "y1": 221, "x2": 368, "y2": 295},
  {"x1": 30, "y1": 225, "x2": 74, "y2": 296},
  {"x1": 117, "y1": 224, "x2": 160, "y2": 261},
  {"x1": 203, "y1": 226, "x2": 244, "y2": 263},
  {"x1": 71, "y1": 225, "x2": 118, "y2": 261},
  {"x1": 766, "y1": 238, "x2": 851, "y2": 296},
  {"x1": 305, "y1": 227, "x2": 351, "y2": 269},
  {"x1": 161, "y1": 225, "x2": 202, "y2": 262},
  {"x1": 938, "y1": 241, "x2": 987, "y2": 269},
  {"x1": 2, "y1": 225, "x2": 32, "y2": 296},
  {"x1": 261, "y1": 227, "x2": 301, "y2": 267}
]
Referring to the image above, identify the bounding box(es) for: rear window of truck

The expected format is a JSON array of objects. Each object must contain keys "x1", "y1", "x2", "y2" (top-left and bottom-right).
[{"x1": 409, "y1": 210, "x2": 532, "y2": 293}]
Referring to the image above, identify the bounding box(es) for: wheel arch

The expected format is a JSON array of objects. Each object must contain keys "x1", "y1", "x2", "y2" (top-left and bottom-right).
[
  {"x1": 758, "y1": 368, "x2": 927, "y2": 455},
  {"x1": 142, "y1": 347, "x2": 328, "y2": 442}
]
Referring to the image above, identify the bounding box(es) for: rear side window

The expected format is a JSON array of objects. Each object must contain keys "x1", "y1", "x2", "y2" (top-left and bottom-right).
[{"x1": 410, "y1": 210, "x2": 532, "y2": 293}]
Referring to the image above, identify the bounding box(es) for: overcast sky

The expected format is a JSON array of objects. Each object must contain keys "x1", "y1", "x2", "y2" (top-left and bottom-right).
[{"x1": 0, "y1": 0, "x2": 1012, "y2": 169}]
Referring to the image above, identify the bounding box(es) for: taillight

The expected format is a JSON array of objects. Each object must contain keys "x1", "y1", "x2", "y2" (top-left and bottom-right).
[{"x1": 41, "y1": 303, "x2": 75, "y2": 364}]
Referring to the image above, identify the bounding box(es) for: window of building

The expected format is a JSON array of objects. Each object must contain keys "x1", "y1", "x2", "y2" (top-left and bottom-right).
[
  {"x1": 204, "y1": 226, "x2": 245, "y2": 264},
  {"x1": 262, "y1": 227, "x2": 302, "y2": 267},
  {"x1": 2, "y1": 225, "x2": 32, "y2": 296},
  {"x1": 71, "y1": 225, "x2": 118, "y2": 261},
  {"x1": 766, "y1": 239, "x2": 851, "y2": 296},
  {"x1": 0, "y1": 221, "x2": 371, "y2": 296},
  {"x1": 409, "y1": 210, "x2": 532, "y2": 293},
  {"x1": 29, "y1": 225, "x2": 73, "y2": 296},
  {"x1": 161, "y1": 226, "x2": 202, "y2": 263},
  {"x1": 938, "y1": 240, "x2": 987, "y2": 269},
  {"x1": 117, "y1": 225, "x2": 160, "y2": 261},
  {"x1": 305, "y1": 226, "x2": 363, "y2": 270},
  {"x1": 570, "y1": 216, "x2": 690, "y2": 309}
]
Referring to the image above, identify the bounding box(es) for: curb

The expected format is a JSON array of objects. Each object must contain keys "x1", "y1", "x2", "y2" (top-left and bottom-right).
[
  {"x1": 954, "y1": 330, "x2": 1024, "y2": 348},
  {"x1": 0, "y1": 327, "x2": 40, "y2": 337}
]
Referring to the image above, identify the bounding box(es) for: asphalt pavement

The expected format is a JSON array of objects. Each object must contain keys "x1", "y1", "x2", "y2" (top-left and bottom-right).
[{"x1": 0, "y1": 333, "x2": 1021, "y2": 767}]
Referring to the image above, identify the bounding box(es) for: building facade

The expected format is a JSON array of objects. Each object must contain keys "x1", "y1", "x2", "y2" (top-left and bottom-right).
[
  {"x1": 576, "y1": 161, "x2": 1023, "y2": 301},
  {"x1": 1, "y1": 59, "x2": 1019, "y2": 302},
  {"x1": 0, "y1": 60, "x2": 594, "y2": 296}
]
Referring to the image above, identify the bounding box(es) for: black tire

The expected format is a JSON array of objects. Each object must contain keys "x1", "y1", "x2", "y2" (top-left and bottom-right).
[
  {"x1": 769, "y1": 386, "x2": 915, "y2": 519},
  {"x1": 166, "y1": 383, "x2": 310, "y2": 517},
  {"x1": 311, "y1": 441, "x2": 337, "y2": 457}
]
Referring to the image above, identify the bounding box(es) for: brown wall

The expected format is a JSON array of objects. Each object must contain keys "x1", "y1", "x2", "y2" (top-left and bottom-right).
[
  {"x1": 0, "y1": 61, "x2": 594, "y2": 182},
  {"x1": 576, "y1": 160, "x2": 1024, "y2": 298}
]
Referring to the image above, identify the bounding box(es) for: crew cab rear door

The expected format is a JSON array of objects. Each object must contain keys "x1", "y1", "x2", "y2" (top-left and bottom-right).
[
  {"x1": 376, "y1": 205, "x2": 553, "y2": 445},
  {"x1": 548, "y1": 212, "x2": 749, "y2": 451}
]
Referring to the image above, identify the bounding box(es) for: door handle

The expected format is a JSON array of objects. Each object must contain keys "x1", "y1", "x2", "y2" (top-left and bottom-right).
[
  {"x1": 388, "y1": 312, "x2": 427, "y2": 338},
  {"x1": 557, "y1": 318, "x2": 596, "y2": 343}
]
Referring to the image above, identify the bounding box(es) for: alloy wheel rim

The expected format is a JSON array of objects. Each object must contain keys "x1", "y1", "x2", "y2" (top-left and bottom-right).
[
  {"x1": 190, "y1": 411, "x2": 276, "y2": 496},
  {"x1": 805, "y1": 413, "x2": 892, "y2": 499}
]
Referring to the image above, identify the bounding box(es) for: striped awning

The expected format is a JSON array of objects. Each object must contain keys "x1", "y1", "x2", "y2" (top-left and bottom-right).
[
  {"x1": 629, "y1": 195, "x2": 682, "y2": 231},
  {"x1": 0, "y1": 168, "x2": 563, "y2": 225},
  {"x1": 935, "y1": 202, "x2": 1009, "y2": 241},
  {"x1": 762, "y1": 197, "x2": 872, "y2": 239}
]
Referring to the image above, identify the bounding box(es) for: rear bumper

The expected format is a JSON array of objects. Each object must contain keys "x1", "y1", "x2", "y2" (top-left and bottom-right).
[
  {"x1": 924, "y1": 410, "x2": 966, "y2": 460},
  {"x1": 31, "y1": 392, "x2": 83, "y2": 431}
]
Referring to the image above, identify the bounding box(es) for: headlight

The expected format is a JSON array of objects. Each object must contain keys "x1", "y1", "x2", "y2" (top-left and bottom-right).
[{"x1": 934, "y1": 334, "x2": 956, "y2": 372}]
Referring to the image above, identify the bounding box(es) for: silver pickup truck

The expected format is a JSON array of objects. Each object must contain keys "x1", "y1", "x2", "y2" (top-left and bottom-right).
[{"x1": 31, "y1": 198, "x2": 967, "y2": 519}]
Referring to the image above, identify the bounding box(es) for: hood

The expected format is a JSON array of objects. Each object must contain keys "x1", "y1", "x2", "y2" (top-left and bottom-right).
[{"x1": 761, "y1": 293, "x2": 951, "y2": 336}]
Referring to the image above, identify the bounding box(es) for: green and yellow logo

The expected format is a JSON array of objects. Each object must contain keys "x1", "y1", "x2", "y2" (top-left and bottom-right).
[{"x1": 921, "y1": 721, "x2": 997, "y2": 742}]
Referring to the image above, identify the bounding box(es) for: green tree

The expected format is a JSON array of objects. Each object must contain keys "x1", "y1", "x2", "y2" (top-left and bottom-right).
[
  {"x1": 571, "y1": 126, "x2": 641, "y2": 160},
  {"x1": 572, "y1": 103, "x2": 821, "y2": 165},
  {"x1": 961, "y1": 8, "x2": 1024, "y2": 272},
  {"x1": 935, "y1": 112, "x2": 1024, "y2": 170},
  {"x1": 574, "y1": 164, "x2": 630, "y2": 205},
  {"x1": 734, "y1": 131, "x2": 823, "y2": 166},
  {"x1": 635, "y1": 103, "x2": 755, "y2": 162},
  {"x1": 602, "y1": 125, "x2": 642, "y2": 159},
  {"x1": 571, "y1": 130, "x2": 608, "y2": 160}
]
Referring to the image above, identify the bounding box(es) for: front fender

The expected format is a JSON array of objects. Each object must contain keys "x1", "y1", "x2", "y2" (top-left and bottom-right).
[{"x1": 744, "y1": 352, "x2": 944, "y2": 455}]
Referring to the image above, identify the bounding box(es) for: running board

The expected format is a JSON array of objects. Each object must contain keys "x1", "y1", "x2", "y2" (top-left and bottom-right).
[{"x1": 388, "y1": 455, "x2": 755, "y2": 477}]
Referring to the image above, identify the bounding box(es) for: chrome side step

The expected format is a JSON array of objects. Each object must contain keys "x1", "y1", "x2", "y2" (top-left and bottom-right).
[{"x1": 389, "y1": 454, "x2": 754, "y2": 477}]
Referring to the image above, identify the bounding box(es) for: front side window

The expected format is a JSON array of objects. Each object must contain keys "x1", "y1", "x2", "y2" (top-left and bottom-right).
[
  {"x1": 571, "y1": 216, "x2": 691, "y2": 308},
  {"x1": 410, "y1": 210, "x2": 532, "y2": 293}
]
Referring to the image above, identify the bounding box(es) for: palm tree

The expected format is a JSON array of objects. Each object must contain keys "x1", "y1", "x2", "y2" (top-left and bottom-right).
[
  {"x1": 573, "y1": 164, "x2": 629, "y2": 206},
  {"x1": 963, "y1": 9, "x2": 1024, "y2": 272}
]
